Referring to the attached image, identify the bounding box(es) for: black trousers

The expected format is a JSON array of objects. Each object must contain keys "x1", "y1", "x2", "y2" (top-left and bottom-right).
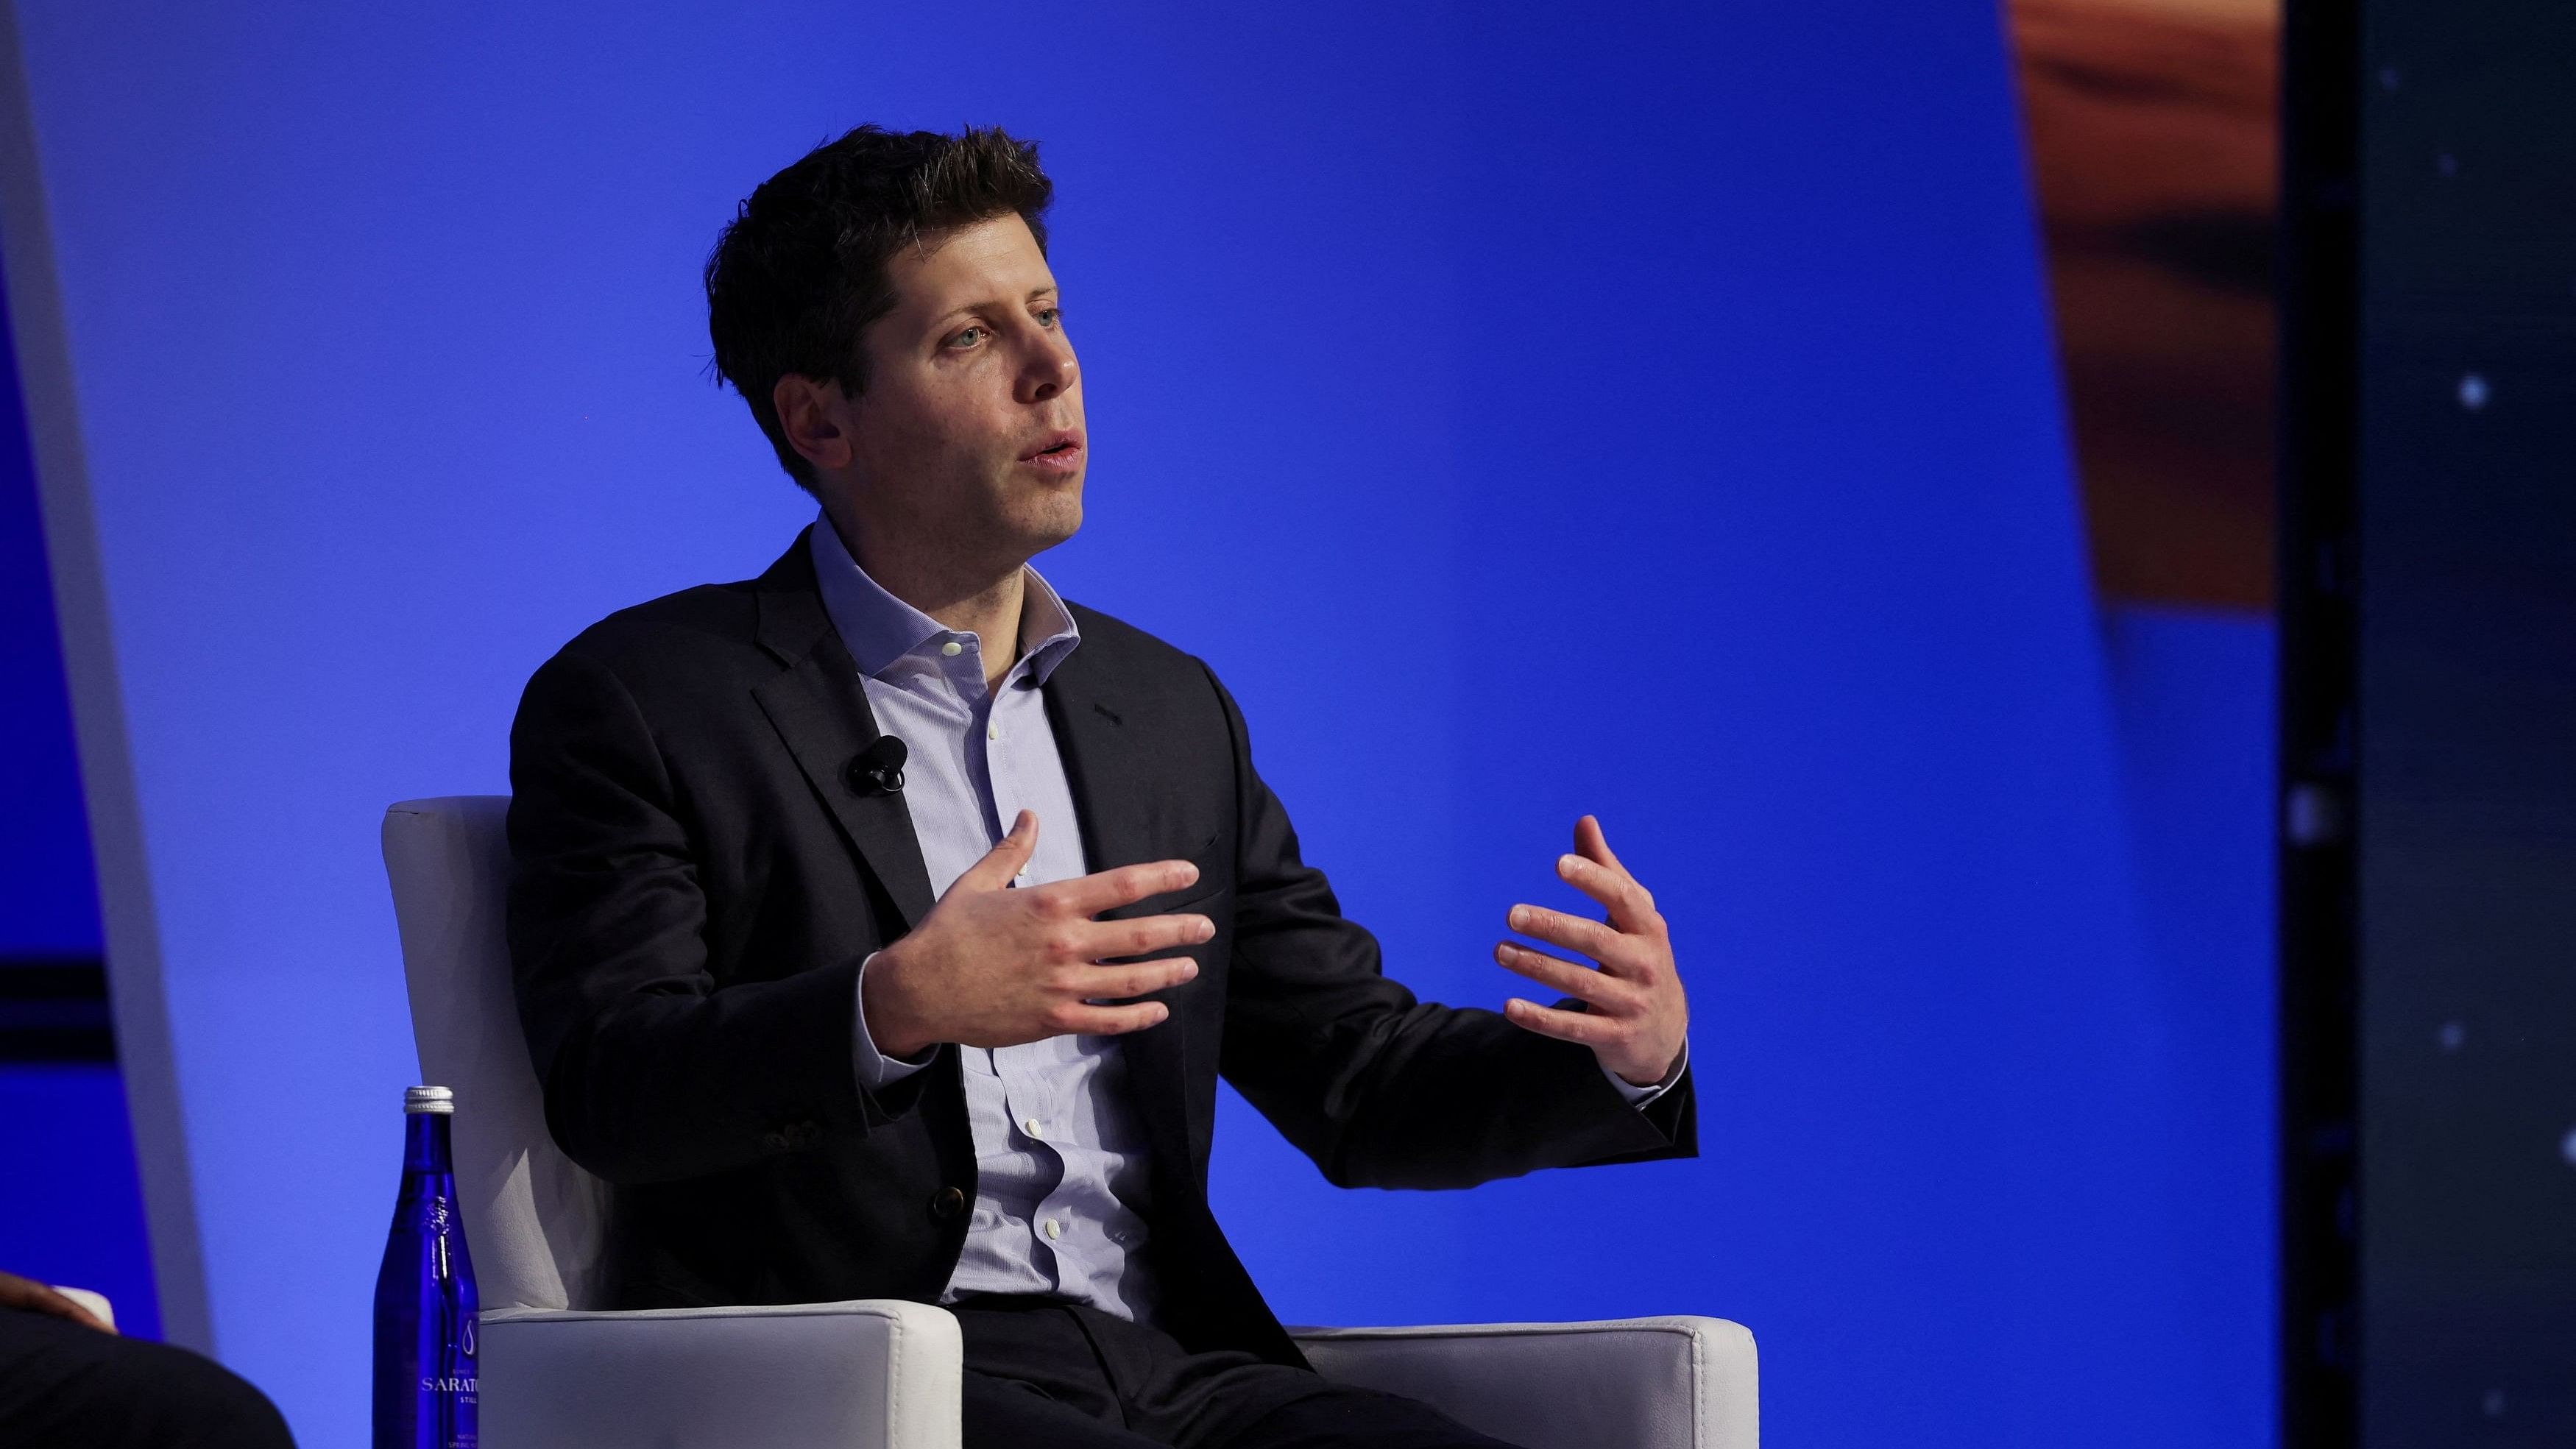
[
  {"x1": 0, "y1": 1307, "x2": 294, "y2": 1448},
  {"x1": 955, "y1": 1297, "x2": 1526, "y2": 1449}
]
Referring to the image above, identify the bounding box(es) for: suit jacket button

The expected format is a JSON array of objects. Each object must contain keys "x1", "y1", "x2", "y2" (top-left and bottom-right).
[{"x1": 930, "y1": 1186, "x2": 967, "y2": 1219}]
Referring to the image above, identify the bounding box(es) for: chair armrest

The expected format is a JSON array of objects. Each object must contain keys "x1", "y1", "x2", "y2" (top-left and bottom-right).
[
  {"x1": 1291, "y1": 1317, "x2": 1756, "y2": 1449},
  {"x1": 481, "y1": 1300, "x2": 960, "y2": 1449},
  {"x1": 49, "y1": 1286, "x2": 115, "y2": 1333}
]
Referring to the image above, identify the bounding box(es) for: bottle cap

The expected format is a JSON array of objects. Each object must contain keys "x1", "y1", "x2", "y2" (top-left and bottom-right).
[{"x1": 404, "y1": 1085, "x2": 456, "y2": 1115}]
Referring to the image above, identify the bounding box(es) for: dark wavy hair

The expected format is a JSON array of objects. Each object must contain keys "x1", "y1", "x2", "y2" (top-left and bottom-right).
[{"x1": 704, "y1": 125, "x2": 1054, "y2": 490}]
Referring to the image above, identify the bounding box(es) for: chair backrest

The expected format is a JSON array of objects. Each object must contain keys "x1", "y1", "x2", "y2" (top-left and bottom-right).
[{"x1": 382, "y1": 796, "x2": 610, "y2": 1313}]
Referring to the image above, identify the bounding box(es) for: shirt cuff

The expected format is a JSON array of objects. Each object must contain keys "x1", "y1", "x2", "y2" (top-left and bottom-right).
[
  {"x1": 852, "y1": 952, "x2": 935, "y2": 1090},
  {"x1": 1602, "y1": 1039, "x2": 1688, "y2": 1108}
]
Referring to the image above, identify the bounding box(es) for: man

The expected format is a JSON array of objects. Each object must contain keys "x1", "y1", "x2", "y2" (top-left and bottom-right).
[{"x1": 509, "y1": 125, "x2": 1693, "y2": 1449}]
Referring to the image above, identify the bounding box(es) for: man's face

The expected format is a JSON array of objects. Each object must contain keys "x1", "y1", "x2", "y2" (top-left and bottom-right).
[{"x1": 786, "y1": 213, "x2": 1085, "y2": 573}]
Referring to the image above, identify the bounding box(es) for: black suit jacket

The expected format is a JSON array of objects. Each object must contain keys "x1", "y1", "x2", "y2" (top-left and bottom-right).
[{"x1": 506, "y1": 530, "x2": 1694, "y2": 1361}]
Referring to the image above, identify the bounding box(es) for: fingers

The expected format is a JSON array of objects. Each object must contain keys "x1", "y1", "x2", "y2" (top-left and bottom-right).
[
  {"x1": 1076, "y1": 912, "x2": 1216, "y2": 961},
  {"x1": 1574, "y1": 814, "x2": 1626, "y2": 874},
  {"x1": 1502, "y1": 996, "x2": 1617, "y2": 1046},
  {"x1": 1493, "y1": 940, "x2": 1635, "y2": 1010},
  {"x1": 955, "y1": 810, "x2": 1041, "y2": 893},
  {"x1": 1072, "y1": 956, "x2": 1200, "y2": 1000},
  {"x1": 1562, "y1": 818, "x2": 1659, "y2": 933},
  {"x1": 1032, "y1": 955, "x2": 1198, "y2": 1041},
  {"x1": 1556, "y1": 855, "x2": 1661, "y2": 935},
  {"x1": 1050, "y1": 857, "x2": 1201, "y2": 915},
  {"x1": 1048, "y1": 999, "x2": 1172, "y2": 1036},
  {"x1": 1509, "y1": 821, "x2": 1688, "y2": 1085},
  {"x1": 1507, "y1": 902, "x2": 1627, "y2": 968}
]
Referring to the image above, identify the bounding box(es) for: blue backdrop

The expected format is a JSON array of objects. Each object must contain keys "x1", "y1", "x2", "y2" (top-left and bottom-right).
[{"x1": 0, "y1": 1, "x2": 2274, "y2": 1444}]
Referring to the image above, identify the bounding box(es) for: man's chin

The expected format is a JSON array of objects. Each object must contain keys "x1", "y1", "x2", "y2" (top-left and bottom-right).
[{"x1": 1011, "y1": 490, "x2": 1083, "y2": 556}]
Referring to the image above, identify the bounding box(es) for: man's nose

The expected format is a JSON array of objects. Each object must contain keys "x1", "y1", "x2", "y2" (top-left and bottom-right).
[{"x1": 1019, "y1": 336, "x2": 1078, "y2": 404}]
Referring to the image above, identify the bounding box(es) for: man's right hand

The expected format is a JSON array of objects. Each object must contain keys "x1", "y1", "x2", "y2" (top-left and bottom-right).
[{"x1": 861, "y1": 809, "x2": 1211, "y2": 1059}]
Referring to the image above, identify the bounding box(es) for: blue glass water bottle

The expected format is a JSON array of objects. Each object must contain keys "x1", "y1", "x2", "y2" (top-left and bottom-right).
[{"x1": 373, "y1": 1085, "x2": 479, "y2": 1448}]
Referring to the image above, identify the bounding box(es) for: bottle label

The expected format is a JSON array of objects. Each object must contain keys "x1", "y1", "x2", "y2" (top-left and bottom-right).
[{"x1": 424, "y1": 1309, "x2": 478, "y2": 1448}]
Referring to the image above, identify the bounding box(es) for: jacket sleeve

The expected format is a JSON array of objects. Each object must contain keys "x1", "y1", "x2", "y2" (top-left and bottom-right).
[
  {"x1": 506, "y1": 646, "x2": 910, "y2": 1185},
  {"x1": 1204, "y1": 665, "x2": 1695, "y2": 1188}
]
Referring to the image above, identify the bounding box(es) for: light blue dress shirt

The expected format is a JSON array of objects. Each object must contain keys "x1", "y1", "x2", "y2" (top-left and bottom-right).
[
  {"x1": 813, "y1": 518, "x2": 1164, "y2": 1319},
  {"x1": 811, "y1": 513, "x2": 1679, "y2": 1323}
]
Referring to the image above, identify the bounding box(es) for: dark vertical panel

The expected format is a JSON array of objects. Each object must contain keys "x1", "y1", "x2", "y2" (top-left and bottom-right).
[
  {"x1": 2288, "y1": 1, "x2": 2576, "y2": 1442},
  {"x1": 2354, "y1": 4, "x2": 2576, "y2": 1442},
  {"x1": 2278, "y1": 2, "x2": 2363, "y2": 1445}
]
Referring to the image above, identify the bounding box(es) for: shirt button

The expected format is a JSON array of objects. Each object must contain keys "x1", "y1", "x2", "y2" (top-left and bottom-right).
[
  {"x1": 1022, "y1": 1117, "x2": 1045, "y2": 1140},
  {"x1": 1041, "y1": 1217, "x2": 1064, "y2": 1241},
  {"x1": 988, "y1": 725, "x2": 1003, "y2": 741},
  {"x1": 940, "y1": 641, "x2": 963, "y2": 657}
]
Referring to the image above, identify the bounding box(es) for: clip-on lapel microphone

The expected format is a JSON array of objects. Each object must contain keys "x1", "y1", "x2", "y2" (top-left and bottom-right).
[{"x1": 845, "y1": 734, "x2": 908, "y2": 797}]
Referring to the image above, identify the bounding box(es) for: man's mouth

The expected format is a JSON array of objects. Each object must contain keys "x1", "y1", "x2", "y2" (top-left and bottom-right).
[{"x1": 1022, "y1": 431, "x2": 1084, "y2": 470}]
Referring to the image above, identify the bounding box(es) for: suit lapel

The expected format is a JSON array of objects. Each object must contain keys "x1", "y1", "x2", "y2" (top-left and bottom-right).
[
  {"x1": 1044, "y1": 640, "x2": 1200, "y2": 1176},
  {"x1": 749, "y1": 532, "x2": 938, "y2": 932},
  {"x1": 1043, "y1": 643, "x2": 1159, "y2": 879}
]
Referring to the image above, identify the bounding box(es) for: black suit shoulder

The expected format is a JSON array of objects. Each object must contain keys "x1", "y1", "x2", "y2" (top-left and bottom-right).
[
  {"x1": 1064, "y1": 600, "x2": 1206, "y2": 675},
  {"x1": 514, "y1": 574, "x2": 795, "y2": 772},
  {"x1": 546, "y1": 577, "x2": 765, "y2": 679},
  {"x1": 1052, "y1": 601, "x2": 1253, "y2": 812},
  {"x1": 1058, "y1": 600, "x2": 1239, "y2": 727}
]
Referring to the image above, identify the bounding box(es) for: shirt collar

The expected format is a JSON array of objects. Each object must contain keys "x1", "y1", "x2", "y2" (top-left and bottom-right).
[{"x1": 808, "y1": 512, "x2": 1081, "y2": 684}]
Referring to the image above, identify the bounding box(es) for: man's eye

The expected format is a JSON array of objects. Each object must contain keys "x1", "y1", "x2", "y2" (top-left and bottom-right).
[
  {"x1": 948, "y1": 326, "x2": 987, "y2": 349},
  {"x1": 1036, "y1": 308, "x2": 1061, "y2": 327}
]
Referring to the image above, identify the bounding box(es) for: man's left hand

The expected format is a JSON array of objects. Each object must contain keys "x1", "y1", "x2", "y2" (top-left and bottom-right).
[{"x1": 1493, "y1": 815, "x2": 1688, "y2": 1088}]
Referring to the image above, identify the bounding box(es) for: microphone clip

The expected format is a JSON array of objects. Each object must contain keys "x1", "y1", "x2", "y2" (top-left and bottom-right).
[{"x1": 845, "y1": 735, "x2": 907, "y2": 797}]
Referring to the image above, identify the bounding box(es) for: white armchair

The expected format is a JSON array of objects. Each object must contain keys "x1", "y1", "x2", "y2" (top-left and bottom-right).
[{"x1": 383, "y1": 796, "x2": 1756, "y2": 1448}]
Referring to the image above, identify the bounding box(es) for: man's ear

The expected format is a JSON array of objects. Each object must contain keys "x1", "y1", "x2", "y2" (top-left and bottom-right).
[{"x1": 773, "y1": 373, "x2": 854, "y2": 473}]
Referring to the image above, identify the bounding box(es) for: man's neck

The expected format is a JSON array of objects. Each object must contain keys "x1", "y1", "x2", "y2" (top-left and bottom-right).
[{"x1": 824, "y1": 507, "x2": 1027, "y2": 692}]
